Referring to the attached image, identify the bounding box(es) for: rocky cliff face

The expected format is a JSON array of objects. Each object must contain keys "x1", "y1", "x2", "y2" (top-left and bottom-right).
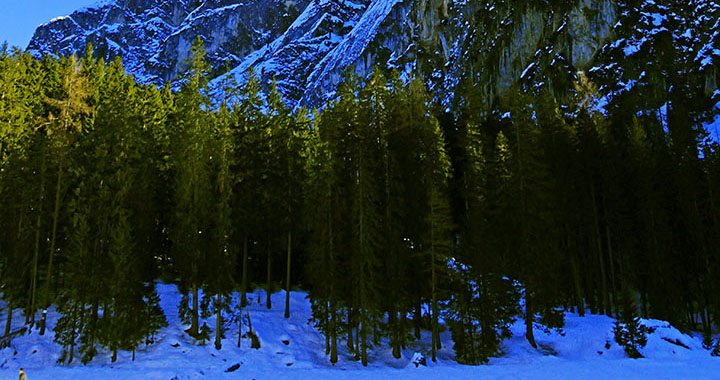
[
  {"x1": 26, "y1": 0, "x2": 719, "y2": 111},
  {"x1": 28, "y1": 0, "x2": 308, "y2": 84}
]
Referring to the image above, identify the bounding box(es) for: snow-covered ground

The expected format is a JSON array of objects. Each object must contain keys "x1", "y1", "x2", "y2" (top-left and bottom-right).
[{"x1": 1, "y1": 284, "x2": 719, "y2": 379}]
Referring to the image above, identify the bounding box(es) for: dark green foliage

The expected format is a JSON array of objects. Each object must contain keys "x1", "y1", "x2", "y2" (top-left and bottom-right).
[
  {"x1": 712, "y1": 339, "x2": 720, "y2": 357},
  {"x1": 1, "y1": 4, "x2": 720, "y2": 366},
  {"x1": 613, "y1": 289, "x2": 648, "y2": 359},
  {"x1": 444, "y1": 260, "x2": 519, "y2": 364},
  {"x1": 143, "y1": 284, "x2": 168, "y2": 345}
]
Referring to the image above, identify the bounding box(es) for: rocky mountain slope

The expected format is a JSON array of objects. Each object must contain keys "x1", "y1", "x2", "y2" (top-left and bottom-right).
[{"x1": 26, "y1": 0, "x2": 720, "y2": 111}]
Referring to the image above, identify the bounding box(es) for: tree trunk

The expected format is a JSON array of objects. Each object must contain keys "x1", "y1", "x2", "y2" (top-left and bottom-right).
[
  {"x1": 389, "y1": 311, "x2": 400, "y2": 358},
  {"x1": 605, "y1": 223, "x2": 617, "y2": 316},
  {"x1": 430, "y1": 209, "x2": 440, "y2": 361},
  {"x1": 354, "y1": 324, "x2": 359, "y2": 357},
  {"x1": 240, "y1": 236, "x2": 248, "y2": 307},
  {"x1": 284, "y1": 231, "x2": 291, "y2": 318},
  {"x1": 591, "y1": 184, "x2": 609, "y2": 316},
  {"x1": 190, "y1": 282, "x2": 199, "y2": 337},
  {"x1": 112, "y1": 349, "x2": 117, "y2": 363},
  {"x1": 90, "y1": 300, "x2": 99, "y2": 346},
  {"x1": 400, "y1": 311, "x2": 408, "y2": 349},
  {"x1": 215, "y1": 293, "x2": 222, "y2": 350},
  {"x1": 40, "y1": 162, "x2": 64, "y2": 336},
  {"x1": 347, "y1": 309, "x2": 354, "y2": 352},
  {"x1": 237, "y1": 302, "x2": 242, "y2": 348},
  {"x1": 361, "y1": 311, "x2": 368, "y2": 366},
  {"x1": 330, "y1": 300, "x2": 338, "y2": 364},
  {"x1": 329, "y1": 194, "x2": 338, "y2": 365},
  {"x1": 568, "y1": 229, "x2": 585, "y2": 317},
  {"x1": 324, "y1": 304, "x2": 330, "y2": 355},
  {"x1": 414, "y1": 302, "x2": 421, "y2": 340},
  {"x1": 602, "y1": 195, "x2": 618, "y2": 316},
  {"x1": 4, "y1": 303, "x2": 12, "y2": 336},
  {"x1": 30, "y1": 155, "x2": 46, "y2": 329},
  {"x1": 266, "y1": 239, "x2": 272, "y2": 310},
  {"x1": 525, "y1": 291, "x2": 537, "y2": 348},
  {"x1": 14, "y1": 212, "x2": 25, "y2": 326}
]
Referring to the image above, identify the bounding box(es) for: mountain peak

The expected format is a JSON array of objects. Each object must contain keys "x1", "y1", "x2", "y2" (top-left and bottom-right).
[{"x1": 28, "y1": 0, "x2": 621, "y2": 108}]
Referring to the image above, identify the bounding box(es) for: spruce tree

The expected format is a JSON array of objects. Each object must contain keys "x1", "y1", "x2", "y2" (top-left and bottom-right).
[
  {"x1": 171, "y1": 36, "x2": 213, "y2": 339},
  {"x1": 613, "y1": 287, "x2": 648, "y2": 359},
  {"x1": 39, "y1": 54, "x2": 91, "y2": 335}
]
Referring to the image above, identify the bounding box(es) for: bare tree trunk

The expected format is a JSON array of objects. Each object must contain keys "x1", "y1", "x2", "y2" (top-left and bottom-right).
[
  {"x1": 414, "y1": 302, "x2": 421, "y2": 340},
  {"x1": 284, "y1": 231, "x2": 291, "y2": 318},
  {"x1": 237, "y1": 301, "x2": 242, "y2": 348},
  {"x1": 266, "y1": 239, "x2": 272, "y2": 310},
  {"x1": 361, "y1": 311, "x2": 368, "y2": 366},
  {"x1": 591, "y1": 184, "x2": 609, "y2": 316},
  {"x1": 330, "y1": 300, "x2": 338, "y2": 364},
  {"x1": 240, "y1": 236, "x2": 248, "y2": 307},
  {"x1": 568, "y1": 228, "x2": 585, "y2": 317},
  {"x1": 190, "y1": 282, "x2": 199, "y2": 337},
  {"x1": 329, "y1": 197, "x2": 338, "y2": 364},
  {"x1": 430, "y1": 208, "x2": 440, "y2": 361},
  {"x1": 347, "y1": 309, "x2": 354, "y2": 352},
  {"x1": 525, "y1": 291, "x2": 537, "y2": 348},
  {"x1": 4, "y1": 303, "x2": 12, "y2": 336},
  {"x1": 215, "y1": 293, "x2": 222, "y2": 350},
  {"x1": 40, "y1": 162, "x2": 64, "y2": 336},
  {"x1": 605, "y1": 224, "x2": 617, "y2": 316},
  {"x1": 30, "y1": 155, "x2": 46, "y2": 329},
  {"x1": 324, "y1": 304, "x2": 330, "y2": 355},
  {"x1": 389, "y1": 311, "x2": 400, "y2": 358}
]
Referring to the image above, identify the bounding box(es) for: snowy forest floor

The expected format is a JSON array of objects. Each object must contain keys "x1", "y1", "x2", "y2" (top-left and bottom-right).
[{"x1": 1, "y1": 283, "x2": 719, "y2": 379}]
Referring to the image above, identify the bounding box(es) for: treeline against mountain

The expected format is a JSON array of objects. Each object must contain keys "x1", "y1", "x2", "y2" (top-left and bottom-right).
[{"x1": 1, "y1": 36, "x2": 720, "y2": 365}]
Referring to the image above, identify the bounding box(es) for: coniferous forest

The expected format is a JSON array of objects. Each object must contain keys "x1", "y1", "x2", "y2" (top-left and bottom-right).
[{"x1": 1, "y1": 34, "x2": 720, "y2": 367}]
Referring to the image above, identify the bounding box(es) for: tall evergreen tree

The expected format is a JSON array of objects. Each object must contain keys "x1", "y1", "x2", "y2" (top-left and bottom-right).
[
  {"x1": 171, "y1": 36, "x2": 213, "y2": 338},
  {"x1": 39, "y1": 54, "x2": 91, "y2": 335}
]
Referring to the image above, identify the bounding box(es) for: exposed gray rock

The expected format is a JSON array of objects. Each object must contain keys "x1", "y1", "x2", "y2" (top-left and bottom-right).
[{"x1": 28, "y1": 0, "x2": 621, "y2": 107}]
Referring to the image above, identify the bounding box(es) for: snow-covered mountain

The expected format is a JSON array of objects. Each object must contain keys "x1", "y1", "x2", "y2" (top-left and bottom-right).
[
  {"x1": 28, "y1": 0, "x2": 622, "y2": 107},
  {"x1": 25, "y1": 0, "x2": 720, "y2": 115}
]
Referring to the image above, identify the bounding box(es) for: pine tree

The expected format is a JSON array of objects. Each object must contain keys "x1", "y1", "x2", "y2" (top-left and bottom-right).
[
  {"x1": 613, "y1": 287, "x2": 648, "y2": 359},
  {"x1": 53, "y1": 189, "x2": 93, "y2": 364},
  {"x1": 0, "y1": 48, "x2": 41, "y2": 335},
  {"x1": 206, "y1": 103, "x2": 236, "y2": 350},
  {"x1": 171, "y1": 36, "x2": 213, "y2": 339},
  {"x1": 39, "y1": 54, "x2": 91, "y2": 335},
  {"x1": 229, "y1": 68, "x2": 263, "y2": 313}
]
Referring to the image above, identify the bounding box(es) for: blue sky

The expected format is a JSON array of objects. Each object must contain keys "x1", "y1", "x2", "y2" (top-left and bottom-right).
[{"x1": 0, "y1": 1, "x2": 96, "y2": 49}]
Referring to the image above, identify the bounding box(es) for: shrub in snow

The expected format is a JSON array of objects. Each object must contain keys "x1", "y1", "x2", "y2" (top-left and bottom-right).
[
  {"x1": 613, "y1": 289, "x2": 647, "y2": 359},
  {"x1": 179, "y1": 293, "x2": 192, "y2": 326},
  {"x1": 613, "y1": 318, "x2": 647, "y2": 358},
  {"x1": 443, "y1": 259, "x2": 519, "y2": 364},
  {"x1": 144, "y1": 284, "x2": 168, "y2": 345},
  {"x1": 712, "y1": 339, "x2": 720, "y2": 357},
  {"x1": 54, "y1": 297, "x2": 87, "y2": 364}
]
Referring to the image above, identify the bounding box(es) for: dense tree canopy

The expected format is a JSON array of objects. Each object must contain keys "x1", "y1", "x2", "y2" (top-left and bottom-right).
[{"x1": 0, "y1": 34, "x2": 719, "y2": 366}]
